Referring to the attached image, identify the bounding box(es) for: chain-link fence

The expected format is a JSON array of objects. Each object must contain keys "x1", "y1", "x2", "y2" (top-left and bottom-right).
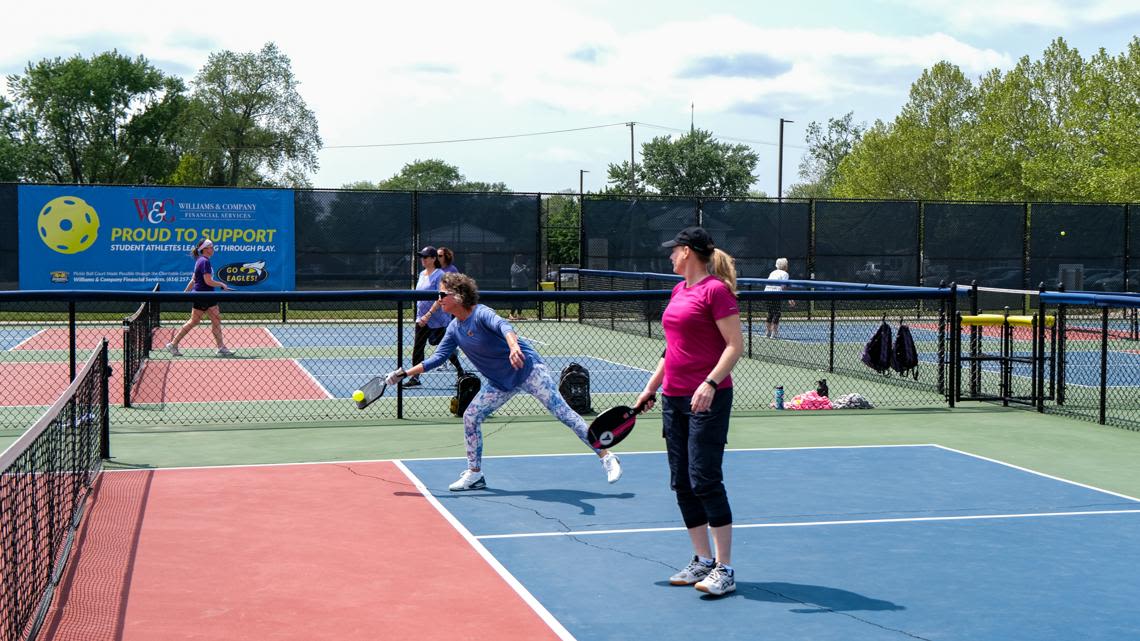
[{"x1": 0, "y1": 287, "x2": 958, "y2": 430}]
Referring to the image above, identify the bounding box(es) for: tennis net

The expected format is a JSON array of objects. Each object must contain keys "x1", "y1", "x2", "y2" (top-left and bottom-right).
[
  {"x1": 122, "y1": 284, "x2": 160, "y2": 407},
  {"x1": 1, "y1": 340, "x2": 109, "y2": 641}
]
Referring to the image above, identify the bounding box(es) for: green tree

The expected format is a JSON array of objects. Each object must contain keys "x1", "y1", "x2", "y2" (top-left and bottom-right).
[
  {"x1": 544, "y1": 192, "x2": 580, "y2": 265},
  {"x1": 790, "y1": 112, "x2": 865, "y2": 197},
  {"x1": 181, "y1": 42, "x2": 320, "y2": 186},
  {"x1": 610, "y1": 128, "x2": 758, "y2": 196},
  {"x1": 601, "y1": 160, "x2": 647, "y2": 195},
  {"x1": 6, "y1": 50, "x2": 186, "y2": 183},
  {"x1": 366, "y1": 159, "x2": 509, "y2": 192},
  {"x1": 0, "y1": 97, "x2": 23, "y2": 180}
]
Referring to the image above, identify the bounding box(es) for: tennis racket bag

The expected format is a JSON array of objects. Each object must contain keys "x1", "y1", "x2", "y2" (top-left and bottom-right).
[
  {"x1": 559, "y1": 362, "x2": 593, "y2": 414},
  {"x1": 450, "y1": 374, "x2": 482, "y2": 417}
]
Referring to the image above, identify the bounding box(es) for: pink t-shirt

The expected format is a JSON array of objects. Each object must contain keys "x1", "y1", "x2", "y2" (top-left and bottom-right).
[{"x1": 661, "y1": 275, "x2": 739, "y2": 396}]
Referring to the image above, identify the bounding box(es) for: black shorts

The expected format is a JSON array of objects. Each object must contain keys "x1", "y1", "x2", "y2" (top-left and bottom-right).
[
  {"x1": 766, "y1": 300, "x2": 782, "y2": 324},
  {"x1": 192, "y1": 299, "x2": 218, "y2": 312}
]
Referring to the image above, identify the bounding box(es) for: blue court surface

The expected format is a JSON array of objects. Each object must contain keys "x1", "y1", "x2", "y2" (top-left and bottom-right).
[
  {"x1": 926, "y1": 349, "x2": 1140, "y2": 388},
  {"x1": 300, "y1": 354, "x2": 649, "y2": 398},
  {"x1": 267, "y1": 324, "x2": 558, "y2": 348},
  {"x1": 402, "y1": 445, "x2": 1140, "y2": 641},
  {"x1": 754, "y1": 321, "x2": 941, "y2": 344},
  {"x1": 0, "y1": 328, "x2": 40, "y2": 350}
]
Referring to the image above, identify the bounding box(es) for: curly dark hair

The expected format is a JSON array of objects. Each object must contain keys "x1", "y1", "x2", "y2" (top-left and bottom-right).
[
  {"x1": 441, "y1": 272, "x2": 479, "y2": 308},
  {"x1": 437, "y1": 246, "x2": 454, "y2": 267}
]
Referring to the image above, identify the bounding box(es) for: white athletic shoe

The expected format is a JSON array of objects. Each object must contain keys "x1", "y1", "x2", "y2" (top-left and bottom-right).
[
  {"x1": 217, "y1": 347, "x2": 235, "y2": 356},
  {"x1": 695, "y1": 563, "x2": 736, "y2": 596},
  {"x1": 166, "y1": 342, "x2": 181, "y2": 357},
  {"x1": 449, "y1": 469, "x2": 486, "y2": 491},
  {"x1": 601, "y1": 452, "x2": 622, "y2": 484},
  {"x1": 670, "y1": 556, "x2": 715, "y2": 585}
]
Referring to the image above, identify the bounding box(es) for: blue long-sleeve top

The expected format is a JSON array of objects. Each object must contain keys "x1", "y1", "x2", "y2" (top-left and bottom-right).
[{"x1": 421, "y1": 305, "x2": 541, "y2": 390}]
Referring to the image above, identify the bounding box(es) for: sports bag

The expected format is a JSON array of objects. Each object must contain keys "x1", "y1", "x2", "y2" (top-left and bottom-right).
[
  {"x1": 891, "y1": 323, "x2": 919, "y2": 379},
  {"x1": 861, "y1": 322, "x2": 893, "y2": 374},
  {"x1": 559, "y1": 362, "x2": 592, "y2": 414},
  {"x1": 450, "y1": 374, "x2": 482, "y2": 417}
]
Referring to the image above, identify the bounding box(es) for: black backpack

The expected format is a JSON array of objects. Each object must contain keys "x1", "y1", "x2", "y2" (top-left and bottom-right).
[
  {"x1": 891, "y1": 323, "x2": 920, "y2": 380},
  {"x1": 862, "y1": 322, "x2": 893, "y2": 374},
  {"x1": 559, "y1": 362, "x2": 592, "y2": 414},
  {"x1": 450, "y1": 374, "x2": 482, "y2": 417}
]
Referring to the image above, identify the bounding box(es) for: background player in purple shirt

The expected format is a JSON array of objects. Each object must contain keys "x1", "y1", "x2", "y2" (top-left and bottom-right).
[
  {"x1": 386, "y1": 272, "x2": 622, "y2": 491},
  {"x1": 635, "y1": 226, "x2": 743, "y2": 596},
  {"x1": 166, "y1": 238, "x2": 234, "y2": 357}
]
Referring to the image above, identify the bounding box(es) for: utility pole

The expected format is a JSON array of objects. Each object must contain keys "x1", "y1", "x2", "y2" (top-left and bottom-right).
[
  {"x1": 778, "y1": 118, "x2": 794, "y2": 201},
  {"x1": 579, "y1": 169, "x2": 589, "y2": 200},
  {"x1": 627, "y1": 122, "x2": 635, "y2": 193}
]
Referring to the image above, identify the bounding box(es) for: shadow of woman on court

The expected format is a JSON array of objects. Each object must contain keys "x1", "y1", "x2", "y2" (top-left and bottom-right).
[
  {"x1": 715, "y1": 581, "x2": 905, "y2": 611},
  {"x1": 474, "y1": 487, "x2": 636, "y2": 516}
]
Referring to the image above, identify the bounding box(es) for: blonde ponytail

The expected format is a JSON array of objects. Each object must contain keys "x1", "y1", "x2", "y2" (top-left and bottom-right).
[{"x1": 708, "y1": 248, "x2": 737, "y2": 295}]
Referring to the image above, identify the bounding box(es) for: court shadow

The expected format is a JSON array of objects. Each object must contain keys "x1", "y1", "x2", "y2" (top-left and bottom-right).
[
  {"x1": 475, "y1": 487, "x2": 636, "y2": 515},
  {"x1": 727, "y1": 581, "x2": 906, "y2": 611}
]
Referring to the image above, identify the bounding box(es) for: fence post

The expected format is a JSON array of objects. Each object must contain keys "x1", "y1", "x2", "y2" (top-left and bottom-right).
[
  {"x1": 1100, "y1": 306, "x2": 1109, "y2": 425},
  {"x1": 397, "y1": 300, "x2": 404, "y2": 420}
]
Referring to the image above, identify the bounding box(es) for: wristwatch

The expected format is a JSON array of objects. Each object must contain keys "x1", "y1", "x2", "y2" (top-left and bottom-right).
[{"x1": 704, "y1": 378, "x2": 719, "y2": 390}]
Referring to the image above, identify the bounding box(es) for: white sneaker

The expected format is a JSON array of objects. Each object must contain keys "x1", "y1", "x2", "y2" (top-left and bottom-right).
[
  {"x1": 601, "y1": 452, "x2": 622, "y2": 484},
  {"x1": 670, "y1": 556, "x2": 715, "y2": 585},
  {"x1": 695, "y1": 563, "x2": 736, "y2": 596},
  {"x1": 449, "y1": 469, "x2": 486, "y2": 491},
  {"x1": 166, "y1": 342, "x2": 181, "y2": 357},
  {"x1": 217, "y1": 347, "x2": 235, "y2": 356}
]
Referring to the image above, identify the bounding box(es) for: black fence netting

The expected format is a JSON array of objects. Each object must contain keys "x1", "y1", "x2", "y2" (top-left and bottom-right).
[
  {"x1": 1, "y1": 340, "x2": 108, "y2": 641},
  {"x1": 416, "y1": 192, "x2": 540, "y2": 291},
  {"x1": 813, "y1": 200, "x2": 920, "y2": 285},
  {"x1": 701, "y1": 200, "x2": 810, "y2": 279},
  {"x1": 295, "y1": 189, "x2": 414, "y2": 290},
  {"x1": 923, "y1": 202, "x2": 1025, "y2": 288},
  {"x1": 0, "y1": 184, "x2": 16, "y2": 290},
  {"x1": 582, "y1": 196, "x2": 698, "y2": 274},
  {"x1": 1029, "y1": 203, "x2": 1127, "y2": 292}
]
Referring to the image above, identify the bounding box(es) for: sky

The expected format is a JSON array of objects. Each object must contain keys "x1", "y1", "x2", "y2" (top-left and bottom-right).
[{"x1": 1, "y1": 0, "x2": 1138, "y2": 196}]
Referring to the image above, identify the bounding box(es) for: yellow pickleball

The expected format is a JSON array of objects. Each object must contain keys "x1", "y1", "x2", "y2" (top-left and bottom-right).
[
  {"x1": 1060, "y1": 231, "x2": 1066, "y2": 236},
  {"x1": 352, "y1": 390, "x2": 365, "y2": 402},
  {"x1": 38, "y1": 196, "x2": 100, "y2": 254}
]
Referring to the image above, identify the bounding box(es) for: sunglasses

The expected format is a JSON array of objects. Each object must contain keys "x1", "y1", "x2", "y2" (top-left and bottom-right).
[{"x1": 437, "y1": 290, "x2": 453, "y2": 300}]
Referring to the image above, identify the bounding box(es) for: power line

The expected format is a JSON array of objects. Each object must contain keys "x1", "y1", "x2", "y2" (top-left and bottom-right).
[
  {"x1": 322, "y1": 122, "x2": 630, "y2": 149},
  {"x1": 637, "y1": 121, "x2": 808, "y2": 151}
]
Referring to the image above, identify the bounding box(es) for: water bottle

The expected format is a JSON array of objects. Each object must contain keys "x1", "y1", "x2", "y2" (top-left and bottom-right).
[{"x1": 774, "y1": 386, "x2": 785, "y2": 410}]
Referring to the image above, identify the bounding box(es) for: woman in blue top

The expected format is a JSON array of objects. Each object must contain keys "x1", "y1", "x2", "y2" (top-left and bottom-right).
[
  {"x1": 166, "y1": 238, "x2": 233, "y2": 357},
  {"x1": 406, "y1": 246, "x2": 464, "y2": 387},
  {"x1": 386, "y1": 272, "x2": 622, "y2": 491}
]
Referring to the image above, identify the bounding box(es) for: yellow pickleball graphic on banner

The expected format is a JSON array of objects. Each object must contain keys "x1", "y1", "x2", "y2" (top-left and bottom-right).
[{"x1": 37, "y1": 196, "x2": 100, "y2": 254}]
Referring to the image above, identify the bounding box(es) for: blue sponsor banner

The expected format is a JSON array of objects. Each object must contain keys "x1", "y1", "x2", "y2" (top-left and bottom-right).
[{"x1": 18, "y1": 185, "x2": 295, "y2": 291}]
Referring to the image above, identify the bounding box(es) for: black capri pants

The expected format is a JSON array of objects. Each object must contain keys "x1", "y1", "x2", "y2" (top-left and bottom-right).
[{"x1": 661, "y1": 388, "x2": 733, "y2": 529}]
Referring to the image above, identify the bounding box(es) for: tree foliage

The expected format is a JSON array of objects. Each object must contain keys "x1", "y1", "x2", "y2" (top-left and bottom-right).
[
  {"x1": 544, "y1": 192, "x2": 580, "y2": 265},
  {"x1": 5, "y1": 50, "x2": 186, "y2": 183},
  {"x1": 832, "y1": 37, "x2": 1140, "y2": 201},
  {"x1": 352, "y1": 159, "x2": 509, "y2": 192},
  {"x1": 181, "y1": 42, "x2": 321, "y2": 186},
  {"x1": 789, "y1": 111, "x2": 865, "y2": 197},
  {"x1": 607, "y1": 129, "x2": 758, "y2": 196}
]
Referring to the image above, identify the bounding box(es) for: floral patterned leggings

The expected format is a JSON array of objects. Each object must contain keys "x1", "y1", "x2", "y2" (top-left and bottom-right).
[{"x1": 463, "y1": 362, "x2": 598, "y2": 470}]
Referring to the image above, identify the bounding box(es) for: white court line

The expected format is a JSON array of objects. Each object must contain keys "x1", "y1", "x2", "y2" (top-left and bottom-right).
[
  {"x1": 292, "y1": 358, "x2": 335, "y2": 399},
  {"x1": 932, "y1": 444, "x2": 1140, "y2": 503},
  {"x1": 393, "y1": 460, "x2": 577, "y2": 641},
  {"x1": 9, "y1": 328, "x2": 48, "y2": 351},
  {"x1": 476, "y1": 509, "x2": 1140, "y2": 540}
]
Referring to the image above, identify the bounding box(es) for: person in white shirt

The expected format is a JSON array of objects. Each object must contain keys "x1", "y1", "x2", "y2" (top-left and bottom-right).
[{"x1": 764, "y1": 258, "x2": 794, "y2": 338}]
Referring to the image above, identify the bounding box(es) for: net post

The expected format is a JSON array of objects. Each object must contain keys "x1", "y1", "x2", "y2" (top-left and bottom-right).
[
  {"x1": 101, "y1": 339, "x2": 111, "y2": 458},
  {"x1": 1057, "y1": 283, "x2": 1067, "y2": 405},
  {"x1": 397, "y1": 300, "x2": 404, "y2": 420},
  {"x1": 69, "y1": 300, "x2": 77, "y2": 381},
  {"x1": 122, "y1": 317, "x2": 132, "y2": 408},
  {"x1": 1100, "y1": 306, "x2": 1109, "y2": 425}
]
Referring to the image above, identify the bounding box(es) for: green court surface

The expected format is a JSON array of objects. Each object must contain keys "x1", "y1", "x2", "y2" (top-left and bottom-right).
[{"x1": 74, "y1": 402, "x2": 1140, "y2": 500}]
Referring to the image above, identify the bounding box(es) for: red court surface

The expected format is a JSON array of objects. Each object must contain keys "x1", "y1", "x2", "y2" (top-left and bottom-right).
[
  {"x1": 13, "y1": 326, "x2": 281, "y2": 351},
  {"x1": 39, "y1": 462, "x2": 560, "y2": 641},
  {"x1": 0, "y1": 359, "x2": 328, "y2": 407}
]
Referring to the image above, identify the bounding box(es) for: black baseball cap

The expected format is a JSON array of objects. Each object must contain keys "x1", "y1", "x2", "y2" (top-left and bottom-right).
[
  {"x1": 661, "y1": 226, "x2": 715, "y2": 256},
  {"x1": 417, "y1": 246, "x2": 438, "y2": 258}
]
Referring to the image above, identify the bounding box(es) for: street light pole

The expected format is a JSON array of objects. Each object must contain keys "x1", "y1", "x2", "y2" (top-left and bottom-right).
[
  {"x1": 580, "y1": 169, "x2": 589, "y2": 200},
  {"x1": 778, "y1": 118, "x2": 794, "y2": 201}
]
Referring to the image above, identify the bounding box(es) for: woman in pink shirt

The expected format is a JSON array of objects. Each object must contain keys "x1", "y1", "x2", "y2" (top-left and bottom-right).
[{"x1": 635, "y1": 226, "x2": 743, "y2": 597}]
